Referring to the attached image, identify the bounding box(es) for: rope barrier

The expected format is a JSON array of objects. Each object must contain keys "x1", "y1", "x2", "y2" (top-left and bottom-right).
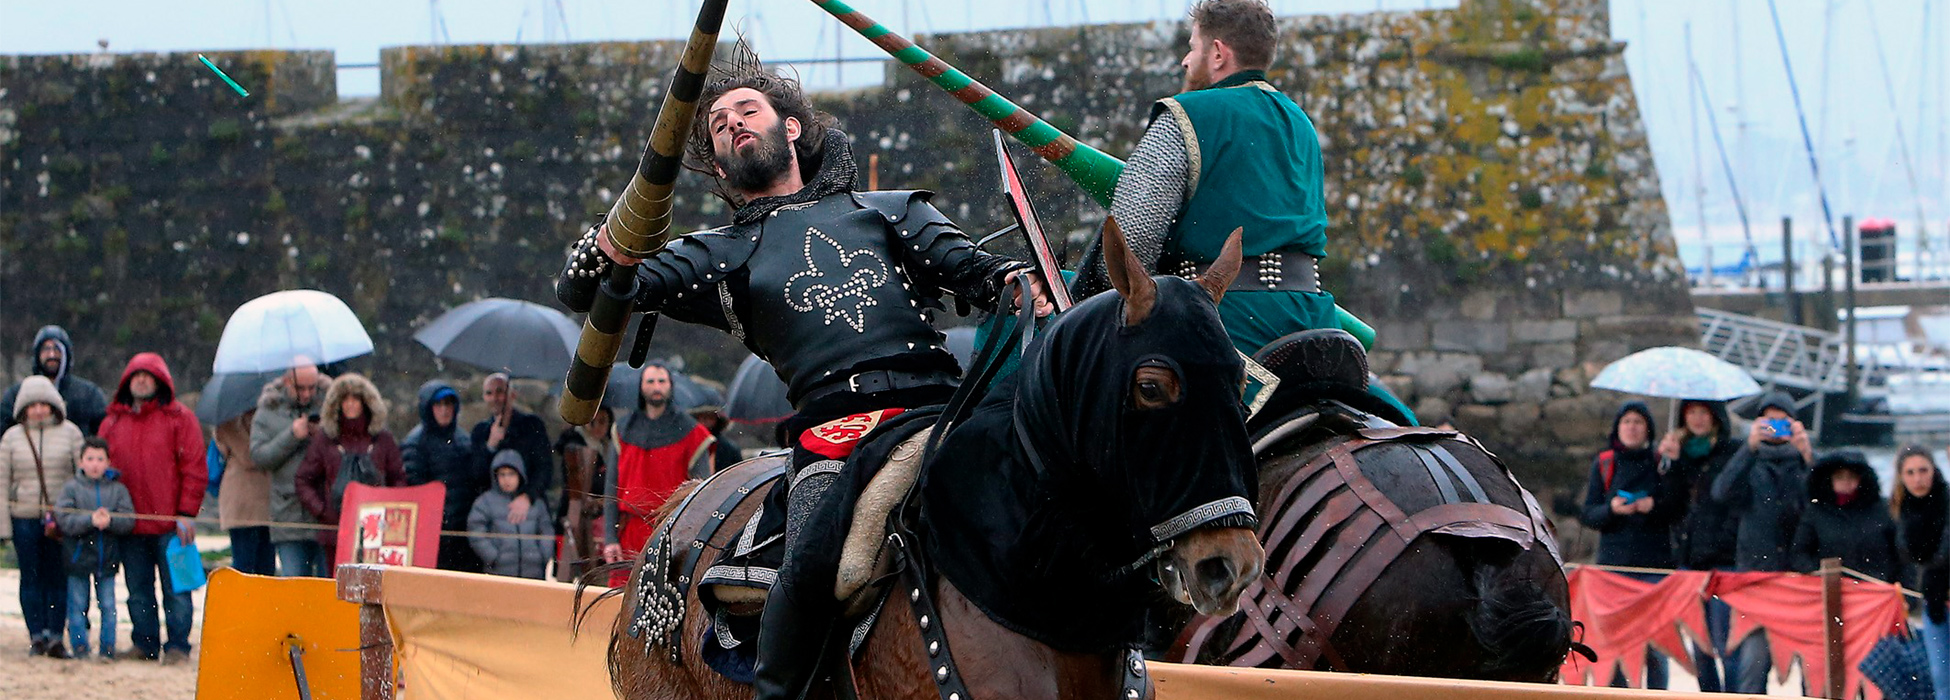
[{"x1": 8, "y1": 501, "x2": 561, "y2": 543}]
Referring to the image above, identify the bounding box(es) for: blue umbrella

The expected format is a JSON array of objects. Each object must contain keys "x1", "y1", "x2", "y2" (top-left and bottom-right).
[
  {"x1": 1589, "y1": 347, "x2": 1764, "y2": 401},
  {"x1": 414, "y1": 298, "x2": 579, "y2": 379}
]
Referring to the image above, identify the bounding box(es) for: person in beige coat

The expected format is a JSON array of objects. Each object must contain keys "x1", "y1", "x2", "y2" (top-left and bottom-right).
[
  {"x1": 0, "y1": 375, "x2": 85, "y2": 656},
  {"x1": 214, "y1": 407, "x2": 274, "y2": 575}
]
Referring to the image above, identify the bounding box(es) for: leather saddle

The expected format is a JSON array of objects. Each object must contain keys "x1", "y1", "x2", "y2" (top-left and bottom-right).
[{"x1": 1248, "y1": 329, "x2": 1412, "y2": 430}]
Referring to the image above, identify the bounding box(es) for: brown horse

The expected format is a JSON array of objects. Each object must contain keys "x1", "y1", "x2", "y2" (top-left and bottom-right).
[
  {"x1": 590, "y1": 222, "x2": 1267, "y2": 700},
  {"x1": 1170, "y1": 398, "x2": 1576, "y2": 682}
]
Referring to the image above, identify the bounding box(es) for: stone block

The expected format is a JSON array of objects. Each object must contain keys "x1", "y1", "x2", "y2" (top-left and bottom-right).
[
  {"x1": 1455, "y1": 405, "x2": 1499, "y2": 434},
  {"x1": 1529, "y1": 342, "x2": 1577, "y2": 369},
  {"x1": 1460, "y1": 291, "x2": 1502, "y2": 321},
  {"x1": 1414, "y1": 397, "x2": 1454, "y2": 424},
  {"x1": 1563, "y1": 290, "x2": 1623, "y2": 318},
  {"x1": 1512, "y1": 319, "x2": 1579, "y2": 344},
  {"x1": 1367, "y1": 350, "x2": 1399, "y2": 375},
  {"x1": 1374, "y1": 321, "x2": 1430, "y2": 351},
  {"x1": 1514, "y1": 368, "x2": 1554, "y2": 403},
  {"x1": 1545, "y1": 395, "x2": 1612, "y2": 444},
  {"x1": 1469, "y1": 372, "x2": 1514, "y2": 405},
  {"x1": 1498, "y1": 402, "x2": 1542, "y2": 435},
  {"x1": 1582, "y1": 340, "x2": 1631, "y2": 365},
  {"x1": 1414, "y1": 365, "x2": 1465, "y2": 400},
  {"x1": 1380, "y1": 374, "x2": 1415, "y2": 403},
  {"x1": 1431, "y1": 320, "x2": 1509, "y2": 354}
]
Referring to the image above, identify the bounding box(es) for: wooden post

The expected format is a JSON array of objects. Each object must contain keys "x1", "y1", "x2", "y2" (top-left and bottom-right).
[
  {"x1": 1820, "y1": 556, "x2": 1845, "y2": 700},
  {"x1": 869, "y1": 152, "x2": 881, "y2": 191},
  {"x1": 337, "y1": 565, "x2": 395, "y2": 700},
  {"x1": 1843, "y1": 216, "x2": 1859, "y2": 406}
]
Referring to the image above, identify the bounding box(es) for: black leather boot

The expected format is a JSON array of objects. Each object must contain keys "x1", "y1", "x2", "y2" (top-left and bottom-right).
[{"x1": 751, "y1": 468, "x2": 842, "y2": 700}]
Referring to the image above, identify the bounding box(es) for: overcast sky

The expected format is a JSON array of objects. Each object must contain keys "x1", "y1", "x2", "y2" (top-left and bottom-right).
[{"x1": 4, "y1": 0, "x2": 1946, "y2": 264}]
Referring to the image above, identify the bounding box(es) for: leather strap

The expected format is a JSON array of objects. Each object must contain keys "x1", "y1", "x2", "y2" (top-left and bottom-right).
[
  {"x1": 896, "y1": 537, "x2": 974, "y2": 700},
  {"x1": 628, "y1": 460, "x2": 787, "y2": 662},
  {"x1": 1171, "y1": 252, "x2": 1321, "y2": 293},
  {"x1": 796, "y1": 369, "x2": 960, "y2": 411}
]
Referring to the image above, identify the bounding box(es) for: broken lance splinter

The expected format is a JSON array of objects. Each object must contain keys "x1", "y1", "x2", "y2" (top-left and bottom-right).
[
  {"x1": 559, "y1": 0, "x2": 729, "y2": 426},
  {"x1": 810, "y1": 0, "x2": 1376, "y2": 347}
]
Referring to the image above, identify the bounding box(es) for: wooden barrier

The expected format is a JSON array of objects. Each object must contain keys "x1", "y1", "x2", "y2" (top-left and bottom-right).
[{"x1": 336, "y1": 564, "x2": 1740, "y2": 700}]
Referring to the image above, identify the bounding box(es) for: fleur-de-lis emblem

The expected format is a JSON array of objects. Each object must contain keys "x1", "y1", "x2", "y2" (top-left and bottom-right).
[{"x1": 785, "y1": 228, "x2": 890, "y2": 333}]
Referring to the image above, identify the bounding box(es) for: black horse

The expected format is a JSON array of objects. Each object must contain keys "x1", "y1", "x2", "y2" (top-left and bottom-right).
[{"x1": 591, "y1": 223, "x2": 1270, "y2": 700}]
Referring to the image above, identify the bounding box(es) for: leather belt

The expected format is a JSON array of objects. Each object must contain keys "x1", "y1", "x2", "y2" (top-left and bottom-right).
[
  {"x1": 796, "y1": 368, "x2": 958, "y2": 410},
  {"x1": 1170, "y1": 251, "x2": 1321, "y2": 293}
]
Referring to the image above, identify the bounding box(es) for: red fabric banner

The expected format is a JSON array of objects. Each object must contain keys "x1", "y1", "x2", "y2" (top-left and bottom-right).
[
  {"x1": 1560, "y1": 567, "x2": 1907, "y2": 698},
  {"x1": 1560, "y1": 568, "x2": 1712, "y2": 686}
]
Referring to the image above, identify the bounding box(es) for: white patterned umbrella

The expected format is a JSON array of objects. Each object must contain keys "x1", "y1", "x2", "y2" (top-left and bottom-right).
[
  {"x1": 212, "y1": 290, "x2": 374, "y2": 374},
  {"x1": 1590, "y1": 347, "x2": 1763, "y2": 401}
]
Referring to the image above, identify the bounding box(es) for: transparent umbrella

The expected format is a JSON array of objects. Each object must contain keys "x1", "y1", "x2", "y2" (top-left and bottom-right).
[{"x1": 212, "y1": 290, "x2": 374, "y2": 374}]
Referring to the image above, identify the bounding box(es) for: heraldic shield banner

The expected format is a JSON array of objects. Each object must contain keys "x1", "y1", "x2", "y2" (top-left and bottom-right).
[{"x1": 335, "y1": 482, "x2": 446, "y2": 568}]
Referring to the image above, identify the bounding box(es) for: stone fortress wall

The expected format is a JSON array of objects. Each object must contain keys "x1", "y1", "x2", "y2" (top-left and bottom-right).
[{"x1": 0, "y1": 0, "x2": 1691, "y2": 487}]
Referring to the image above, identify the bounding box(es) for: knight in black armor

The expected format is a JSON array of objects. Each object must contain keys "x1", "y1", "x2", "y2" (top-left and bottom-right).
[{"x1": 556, "y1": 62, "x2": 1051, "y2": 700}]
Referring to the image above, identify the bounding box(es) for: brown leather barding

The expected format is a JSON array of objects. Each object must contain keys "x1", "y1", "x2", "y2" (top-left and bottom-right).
[{"x1": 1172, "y1": 429, "x2": 1552, "y2": 670}]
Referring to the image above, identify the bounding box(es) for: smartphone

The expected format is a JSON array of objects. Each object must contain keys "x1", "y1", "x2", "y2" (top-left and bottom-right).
[
  {"x1": 1765, "y1": 418, "x2": 1792, "y2": 438},
  {"x1": 308, "y1": 414, "x2": 322, "y2": 424},
  {"x1": 1615, "y1": 489, "x2": 1645, "y2": 504}
]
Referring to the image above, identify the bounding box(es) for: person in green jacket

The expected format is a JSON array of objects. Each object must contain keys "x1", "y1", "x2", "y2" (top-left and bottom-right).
[{"x1": 1072, "y1": 0, "x2": 1413, "y2": 422}]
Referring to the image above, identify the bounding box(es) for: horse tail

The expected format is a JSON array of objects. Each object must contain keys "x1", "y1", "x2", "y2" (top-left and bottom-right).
[{"x1": 1464, "y1": 546, "x2": 1573, "y2": 681}]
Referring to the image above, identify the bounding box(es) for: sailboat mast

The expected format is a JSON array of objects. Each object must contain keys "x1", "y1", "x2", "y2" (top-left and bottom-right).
[{"x1": 1689, "y1": 23, "x2": 1712, "y2": 286}]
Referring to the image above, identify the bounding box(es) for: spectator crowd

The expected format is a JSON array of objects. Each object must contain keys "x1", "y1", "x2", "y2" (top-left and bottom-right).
[
  {"x1": 1, "y1": 324, "x2": 744, "y2": 663},
  {"x1": 1579, "y1": 392, "x2": 1950, "y2": 699}
]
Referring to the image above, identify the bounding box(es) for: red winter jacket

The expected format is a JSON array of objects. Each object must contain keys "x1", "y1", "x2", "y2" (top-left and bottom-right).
[{"x1": 98, "y1": 353, "x2": 207, "y2": 536}]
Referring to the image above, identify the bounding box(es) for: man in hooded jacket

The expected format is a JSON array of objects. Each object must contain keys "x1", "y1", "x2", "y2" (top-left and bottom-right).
[
  {"x1": 402, "y1": 380, "x2": 480, "y2": 572},
  {"x1": 1711, "y1": 390, "x2": 1813, "y2": 694},
  {"x1": 97, "y1": 352, "x2": 206, "y2": 663},
  {"x1": 0, "y1": 326, "x2": 109, "y2": 436}
]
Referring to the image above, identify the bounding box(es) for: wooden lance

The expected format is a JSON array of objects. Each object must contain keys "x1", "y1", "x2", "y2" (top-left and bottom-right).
[{"x1": 560, "y1": 0, "x2": 730, "y2": 426}]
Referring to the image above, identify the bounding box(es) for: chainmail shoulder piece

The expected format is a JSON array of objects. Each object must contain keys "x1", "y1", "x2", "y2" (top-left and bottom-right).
[{"x1": 1074, "y1": 114, "x2": 1191, "y2": 300}]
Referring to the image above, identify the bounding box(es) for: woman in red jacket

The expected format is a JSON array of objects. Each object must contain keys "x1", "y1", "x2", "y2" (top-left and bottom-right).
[{"x1": 294, "y1": 373, "x2": 403, "y2": 569}]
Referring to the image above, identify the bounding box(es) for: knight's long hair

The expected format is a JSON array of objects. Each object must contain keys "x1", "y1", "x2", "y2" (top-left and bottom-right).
[{"x1": 683, "y1": 37, "x2": 838, "y2": 202}]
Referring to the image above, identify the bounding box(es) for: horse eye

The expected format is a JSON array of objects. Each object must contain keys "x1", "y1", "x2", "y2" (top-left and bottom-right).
[{"x1": 1138, "y1": 381, "x2": 1164, "y2": 403}]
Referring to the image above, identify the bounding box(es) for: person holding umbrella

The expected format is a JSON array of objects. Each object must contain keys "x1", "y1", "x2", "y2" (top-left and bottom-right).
[
  {"x1": 470, "y1": 374, "x2": 553, "y2": 531},
  {"x1": 1657, "y1": 399, "x2": 1743, "y2": 692}
]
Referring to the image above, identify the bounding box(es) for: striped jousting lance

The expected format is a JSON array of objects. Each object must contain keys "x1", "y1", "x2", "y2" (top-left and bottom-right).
[
  {"x1": 810, "y1": 0, "x2": 1123, "y2": 207},
  {"x1": 560, "y1": 0, "x2": 730, "y2": 426},
  {"x1": 810, "y1": 0, "x2": 1378, "y2": 347}
]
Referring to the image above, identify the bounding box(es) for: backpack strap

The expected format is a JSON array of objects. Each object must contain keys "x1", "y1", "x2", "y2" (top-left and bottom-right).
[{"x1": 1599, "y1": 450, "x2": 1616, "y2": 492}]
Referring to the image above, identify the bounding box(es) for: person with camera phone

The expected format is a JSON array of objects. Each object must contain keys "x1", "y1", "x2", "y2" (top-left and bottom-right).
[{"x1": 1710, "y1": 391, "x2": 1815, "y2": 693}]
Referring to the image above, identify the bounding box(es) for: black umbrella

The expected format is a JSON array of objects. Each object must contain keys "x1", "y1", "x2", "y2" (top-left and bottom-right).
[
  {"x1": 718, "y1": 331, "x2": 982, "y2": 425},
  {"x1": 722, "y1": 355, "x2": 793, "y2": 425},
  {"x1": 194, "y1": 370, "x2": 280, "y2": 425},
  {"x1": 413, "y1": 298, "x2": 579, "y2": 379},
  {"x1": 601, "y1": 363, "x2": 726, "y2": 412}
]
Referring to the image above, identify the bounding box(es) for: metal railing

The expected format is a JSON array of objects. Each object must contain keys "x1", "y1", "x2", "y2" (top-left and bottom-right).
[{"x1": 1696, "y1": 308, "x2": 1847, "y2": 393}]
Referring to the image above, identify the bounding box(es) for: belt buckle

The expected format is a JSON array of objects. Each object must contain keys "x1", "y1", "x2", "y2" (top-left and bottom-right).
[{"x1": 847, "y1": 372, "x2": 865, "y2": 394}]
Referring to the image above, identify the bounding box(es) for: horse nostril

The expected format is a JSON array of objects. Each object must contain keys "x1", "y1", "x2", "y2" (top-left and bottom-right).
[{"x1": 1195, "y1": 556, "x2": 1237, "y2": 594}]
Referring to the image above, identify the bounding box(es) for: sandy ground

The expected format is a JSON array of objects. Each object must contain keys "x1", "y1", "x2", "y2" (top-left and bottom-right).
[{"x1": 0, "y1": 536, "x2": 224, "y2": 700}]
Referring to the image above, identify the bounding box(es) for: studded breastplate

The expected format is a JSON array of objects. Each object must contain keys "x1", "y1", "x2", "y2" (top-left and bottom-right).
[{"x1": 740, "y1": 194, "x2": 948, "y2": 404}]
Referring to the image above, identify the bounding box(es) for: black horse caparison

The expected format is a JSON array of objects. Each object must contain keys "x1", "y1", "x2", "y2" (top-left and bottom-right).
[{"x1": 587, "y1": 219, "x2": 1269, "y2": 700}]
